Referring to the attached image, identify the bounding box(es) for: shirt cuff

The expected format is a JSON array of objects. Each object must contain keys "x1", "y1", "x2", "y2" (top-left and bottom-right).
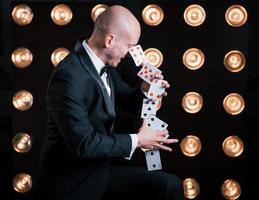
[{"x1": 125, "y1": 134, "x2": 138, "y2": 160}]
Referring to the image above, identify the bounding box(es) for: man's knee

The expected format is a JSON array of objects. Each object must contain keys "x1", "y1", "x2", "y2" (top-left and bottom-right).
[
  {"x1": 162, "y1": 174, "x2": 182, "y2": 191},
  {"x1": 160, "y1": 173, "x2": 184, "y2": 200}
]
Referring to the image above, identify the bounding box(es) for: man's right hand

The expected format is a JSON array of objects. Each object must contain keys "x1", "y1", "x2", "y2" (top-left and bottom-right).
[{"x1": 136, "y1": 120, "x2": 178, "y2": 152}]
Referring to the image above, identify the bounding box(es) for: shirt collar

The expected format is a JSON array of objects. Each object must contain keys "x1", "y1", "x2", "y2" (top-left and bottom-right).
[{"x1": 82, "y1": 40, "x2": 105, "y2": 74}]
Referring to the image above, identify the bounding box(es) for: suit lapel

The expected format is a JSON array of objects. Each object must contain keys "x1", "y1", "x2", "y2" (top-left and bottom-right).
[
  {"x1": 107, "y1": 70, "x2": 115, "y2": 108},
  {"x1": 74, "y1": 41, "x2": 116, "y2": 119}
]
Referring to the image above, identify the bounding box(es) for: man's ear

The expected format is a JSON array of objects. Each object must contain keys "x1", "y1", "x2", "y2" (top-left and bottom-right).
[{"x1": 104, "y1": 34, "x2": 115, "y2": 48}]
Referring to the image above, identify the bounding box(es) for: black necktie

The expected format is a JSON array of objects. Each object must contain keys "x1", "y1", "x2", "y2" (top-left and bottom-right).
[{"x1": 100, "y1": 66, "x2": 110, "y2": 76}]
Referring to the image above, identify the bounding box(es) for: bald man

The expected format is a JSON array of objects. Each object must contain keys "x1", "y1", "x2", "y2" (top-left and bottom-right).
[{"x1": 34, "y1": 5, "x2": 184, "y2": 200}]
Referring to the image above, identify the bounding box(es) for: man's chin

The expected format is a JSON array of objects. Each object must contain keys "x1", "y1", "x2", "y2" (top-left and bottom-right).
[{"x1": 112, "y1": 60, "x2": 121, "y2": 67}]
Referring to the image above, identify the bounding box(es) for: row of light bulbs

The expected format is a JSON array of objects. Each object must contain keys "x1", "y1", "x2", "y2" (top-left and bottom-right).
[
  {"x1": 12, "y1": 131, "x2": 243, "y2": 157},
  {"x1": 12, "y1": 4, "x2": 248, "y2": 27},
  {"x1": 11, "y1": 47, "x2": 163, "y2": 68},
  {"x1": 12, "y1": 89, "x2": 245, "y2": 115},
  {"x1": 11, "y1": 46, "x2": 246, "y2": 73},
  {"x1": 12, "y1": 172, "x2": 241, "y2": 199}
]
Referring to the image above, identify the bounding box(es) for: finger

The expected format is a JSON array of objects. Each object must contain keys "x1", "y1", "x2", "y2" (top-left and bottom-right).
[
  {"x1": 154, "y1": 73, "x2": 163, "y2": 80},
  {"x1": 141, "y1": 146, "x2": 153, "y2": 151},
  {"x1": 162, "y1": 92, "x2": 168, "y2": 96},
  {"x1": 161, "y1": 81, "x2": 170, "y2": 89},
  {"x1": 157, "y1": 129, "x2": 168, "y2": 137},
  {"x1": 153, "y1": 143, "x2": 172, "y2": 152},
  {"x1": 158, "y1": 137, "x2": 178, "y2": 144},
  {"x1": 159, "y1": 134, "x2": 170, "y2": 144},
  {"x1": 169, "y1": 138, "x2": 179, "y2": 143},
  {"x1": 165, "y1": 82, "x2": 170, "y2": 88}
]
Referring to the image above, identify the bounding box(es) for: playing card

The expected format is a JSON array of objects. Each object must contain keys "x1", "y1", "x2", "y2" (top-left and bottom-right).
[
  {"x1": 128, "y1": 45, "x2": 145, "y2": 66},
  {"x1": 145, "y1": 149, "x2": 162, "y2": 171},
  {"x1": 146, "y1": 114, "x2": 168, "y2": 131},
  {"x1": 137, "y1": 61, "x2": 161, "y2": 84},
  {"x1": 141, "y1": 98, "x2": 158, "y2": 119},
  {"x1": 147, "y1": 79, "x2": 166, "y2": 100}
]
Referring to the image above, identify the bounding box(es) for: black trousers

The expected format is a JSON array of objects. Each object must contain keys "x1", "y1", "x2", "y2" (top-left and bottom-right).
[{"x1": 103, "y1": 164, "x2": 184, "y2": 200}]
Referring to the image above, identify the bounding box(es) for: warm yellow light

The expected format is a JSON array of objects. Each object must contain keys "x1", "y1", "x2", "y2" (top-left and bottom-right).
[
  {"x1": 221, "y1": 179, "x2": 241, "y2": 199},
  {"x1": 12, "y1": 90, "x2": 33, "y2": 111},
  {"x1": 12, "y1": 4, "x2": 33, "y2": 26},
  {"x1": 51, "y1": 48, "x2": 70, "y2": 67},
  {"x1": 13, "y1": 173, "x2": 32, "y2": 193},
  {"x1": 225, "y1": 5, "x2": 247, "y2": 27},
  {"x1": 183, "y1": 178, "x2": 200, "y2": 199},
  {"x1": 144, "y1": 48, "x2": 163, "y2": 68},
  {"x1": 51, "y1": 4, "x2": 73, "y2": 25},
  {"x1": 182, "y1": 92, "x2": 203, "y2": 114},
  {"x1": 183, "y1": 48, "x2": 205, "y2": 70},
  {"x1": 180, "y1": 135, "x2": 201, "y2": 157},
  {"x1": 222, "y1": 135, "x2": 244, "y2": 157},
  {"x1": 224, "y1": 50, "x2": 245, "y2": 73},
  {"x1": 91, "y1": 4, "x2": 109, "y2": 22},
  {"x1": 184, "y1": 4, "x2": 206, "y2": 27},
  {"x1": 223, "y1": 93, "x2": 245, "y2": 115},
  {"x1": 11, "y1": 47, "x2": 33, "y2": 68},
  {"x1": 13, "y1": 133, "x2": 32, "y2": 153},
  {"x1": 142, "y1": 4, "x2": 164, "y2": 26}
]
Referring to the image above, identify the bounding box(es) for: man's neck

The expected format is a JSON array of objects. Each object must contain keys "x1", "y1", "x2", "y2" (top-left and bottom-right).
[{"x1": 87, "y1": 38, "x2": 106, "y2": 64}]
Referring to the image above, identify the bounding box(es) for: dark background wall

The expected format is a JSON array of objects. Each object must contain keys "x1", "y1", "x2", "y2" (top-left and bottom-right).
[{"x1": 1, "y1": 0, "x2": 258, "y2": 199}]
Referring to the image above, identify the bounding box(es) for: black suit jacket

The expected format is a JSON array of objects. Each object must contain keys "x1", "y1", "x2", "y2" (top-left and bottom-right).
[{"x1": 34, "y1": 41, "x2": 143, "y2": 200}]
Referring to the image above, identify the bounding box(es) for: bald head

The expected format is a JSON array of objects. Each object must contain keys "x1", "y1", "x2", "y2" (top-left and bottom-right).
[
  {"x1": 93, "y1": 5, "x2": 140, "y2": 42},
  {"x1": 88, "y1": 5, "x2": 141, "y2": 67}
]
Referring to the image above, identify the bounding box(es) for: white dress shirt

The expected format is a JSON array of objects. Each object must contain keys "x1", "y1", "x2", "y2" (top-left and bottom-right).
[{"x1": 82, "y1": 40, "x2": 138, "y2": 159}]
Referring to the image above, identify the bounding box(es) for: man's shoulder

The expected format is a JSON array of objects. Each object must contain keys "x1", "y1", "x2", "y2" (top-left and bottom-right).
[{"x1": 57, "y1": 51, "x2": 78, "y2": 68}]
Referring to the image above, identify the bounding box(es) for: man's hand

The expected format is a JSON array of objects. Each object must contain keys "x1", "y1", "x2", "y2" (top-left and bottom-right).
[
  {"x1": 140, "y1": 72, "x2": 170, "y2": 97},
  {"x1": 137, "y1": 120, "x2": 178, "y2": 152}
]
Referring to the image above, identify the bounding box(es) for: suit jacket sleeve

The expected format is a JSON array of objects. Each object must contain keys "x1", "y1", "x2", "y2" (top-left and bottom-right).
[
  {"x1": 47, "y1": 67, "x2": 132, "y2": 159},
  {"x1": 110, "y1": 68, "x2": 145, "y2": 115}
]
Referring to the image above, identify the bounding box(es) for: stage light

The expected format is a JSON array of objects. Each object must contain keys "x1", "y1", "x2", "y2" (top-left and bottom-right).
[
  {"x1": 144, "y1": 48, "x2": 163, "y2": 67},
  {"x1": 11, "y1": 47, "x2": 33, "y2": 68},
  {"x1": 221, "y1": 179, "x2": 241, "y2": 200},
  {"x1": 180, "y1": 135, "x2": 201, "y2": 157},
  {"x1": 183, "y1": 48, "x2": 204, "y2": 70},
  {"x1": 224, "y1": 50, "x2": 245, "y2": 73},
  {"x1": 225, "y1": 5, "x2": 247, "y2": 27},
  {"x1": 51, "y1": 47, "x2": 70, "y2": 67},
  {"x1": 184, "y1": 4, "x2": 206, "y2": 27},
  {"x1": 12, "y1": 133, "x2": 32, "y2": 153},
  {"x1": 223, "y1": 93, "x2": 245, "y2": 115},
  {"x1": 182, "y1": 92, "x2": 203, "y2": 114},
  {"x1": 12, "y1": 90, "x2": 33, "y2": 111},
  {"x1": 222, "y1": 135, "x2": 244, "y2": 157},
  {"x1": 183, "y1": 178, "x2": 200, "y2": 199},
  {"x1": 51, "y1": 4, "x2": 73, "y2": 26},
  {"x1": 13, "y1": 173, "x2": 32, "y2": 193},
  {"x1": 142, "y1": 4, "x2": 164, "y2": 26},
  {"x1": 91, "y1": 4, "x2": 109, "y2": 22},
  {"x1": 12, "y1": 4, "x2": 33, "y2": 26}
]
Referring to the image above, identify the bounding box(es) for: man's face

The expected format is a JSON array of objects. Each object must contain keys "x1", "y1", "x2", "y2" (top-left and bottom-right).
[{"x1": 106, "y1": 31, "x2": 139, "y2": 67}]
